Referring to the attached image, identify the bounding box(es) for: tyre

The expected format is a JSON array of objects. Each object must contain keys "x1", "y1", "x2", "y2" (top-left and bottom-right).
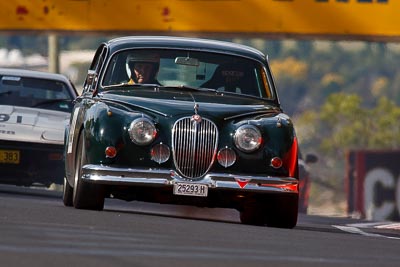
[
  {"x1": 62, "y1": 176, "x2": 73, "y2": 207},
  {"x1": 239, "y1": 201, "x2": 266, "y2": 226},
  {"x1": 73, "y1": 133, "x2": 105, "y2": 210},
  {"x1": 266, "y1": 194, "x2": 298, "y2": 229}
]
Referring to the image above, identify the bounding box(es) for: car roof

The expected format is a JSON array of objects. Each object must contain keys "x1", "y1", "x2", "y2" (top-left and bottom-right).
[
  {"x1": 0, "y1": 68, "x2": 71, "y2": 84},
  {"x1": 105, "y1": 36, "x2": 267, "y2": 62}
]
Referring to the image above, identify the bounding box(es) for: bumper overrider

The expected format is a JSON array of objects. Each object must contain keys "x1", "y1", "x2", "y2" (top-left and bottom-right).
[{"x1": 81, "y1": 164, "x2": 298, "y2": 194}]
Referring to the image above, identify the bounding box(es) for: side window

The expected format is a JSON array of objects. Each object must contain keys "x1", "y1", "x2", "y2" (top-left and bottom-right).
[
  {"x1": 83, "y1": 45, "x2": 107, "y2": 93},
  {"x1": 260, "y1": 66, "x2": 275, "y2": 100},
  {"x1": 102, "y1": 53, "x2": 128, "y2": 86}
]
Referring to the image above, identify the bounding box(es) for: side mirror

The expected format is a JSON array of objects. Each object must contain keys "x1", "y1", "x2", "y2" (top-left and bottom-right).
[
  {"x1": 305, "y1": 153, "x2": 318, "y2": 164},
  {"x1": 84, "y1": 70, "x2": 98, "y2": 95},
  {"x1": 85, "y1": 70, "x2": 97, "y2": 86}
]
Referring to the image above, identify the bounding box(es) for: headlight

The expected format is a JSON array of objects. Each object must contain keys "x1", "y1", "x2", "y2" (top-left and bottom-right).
[
  {"x1": 234, "y1": 125, "x2": 262, "y2": 152},
  {"x1": 128, "y1": 118, "x2": 157, "y2": 145}
]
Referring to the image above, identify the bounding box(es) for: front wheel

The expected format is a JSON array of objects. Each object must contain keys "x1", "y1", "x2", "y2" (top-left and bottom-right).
[
  {"x1": 239, "y1": 201, "x2": 266, "y2": 226},
  {"x1": 73, "y1": 133, "x2": 105, "y2": 210},
  {"x1": 62, "y1": 177, "x2": 73, "y2": 207},
  {"x1": 266, "y1": 194, "x2": 298, "y2": 229}
]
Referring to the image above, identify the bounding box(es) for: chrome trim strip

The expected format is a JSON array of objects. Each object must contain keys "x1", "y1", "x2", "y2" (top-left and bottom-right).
[
  {"x1": 81, "y1": 164, "x2": 298, "y2": 193},
  {"x1": 223, "y1": 109, "x2": 279, "y2": 121}
]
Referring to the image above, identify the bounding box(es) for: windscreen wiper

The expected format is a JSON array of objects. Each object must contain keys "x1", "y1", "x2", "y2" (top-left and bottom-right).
[{"x1": 102, "y1": 83, "x2": 162, "y2": 91}]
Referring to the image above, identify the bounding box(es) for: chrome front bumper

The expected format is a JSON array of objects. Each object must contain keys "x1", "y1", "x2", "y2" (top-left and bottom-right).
[{"x1": 81, "y1": 164, "x2": 298, "y2": 194}]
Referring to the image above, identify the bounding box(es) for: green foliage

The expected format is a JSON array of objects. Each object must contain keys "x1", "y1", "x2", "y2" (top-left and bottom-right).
[
  {"x1": 368, "y1": 97, "x2": 400, "y2": 148},
  {"x1": 297, "y1": 93, "x2": 400, "y2": 157}
]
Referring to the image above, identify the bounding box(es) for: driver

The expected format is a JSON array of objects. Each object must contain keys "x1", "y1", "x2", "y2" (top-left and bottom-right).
[{"x1": 126, "y1": 52, "x2": 161, "y2": 84}]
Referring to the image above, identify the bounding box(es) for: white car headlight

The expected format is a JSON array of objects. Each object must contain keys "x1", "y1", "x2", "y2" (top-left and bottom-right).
[
  {"x1": 234, "y1": 125, "x2": 262, "y2": 152},
  {"x1": 128, "y1": 118, "x2": 157, "y2": 145}
]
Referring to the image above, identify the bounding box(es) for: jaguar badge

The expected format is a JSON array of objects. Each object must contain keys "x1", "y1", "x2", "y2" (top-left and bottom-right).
[{"x1": 192, "y1": 114, "x2": 202, "y2": 123}]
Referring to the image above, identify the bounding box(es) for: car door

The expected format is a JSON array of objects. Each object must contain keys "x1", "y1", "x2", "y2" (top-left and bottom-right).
[{"x1": 64, "y1": 44, "x2": 108, "y2": 183}]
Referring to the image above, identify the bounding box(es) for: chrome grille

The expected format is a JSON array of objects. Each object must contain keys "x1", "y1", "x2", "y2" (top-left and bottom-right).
[{"x1": 172, "y1": 116, "x2": 218, "y2": 179}]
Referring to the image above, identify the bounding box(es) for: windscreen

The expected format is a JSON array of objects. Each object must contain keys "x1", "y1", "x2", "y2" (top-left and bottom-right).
[
  {"x1": 0, "y1": 75, "x2": 74, "y2": 112},
  {"x1": 101, "y1": 49, "x2": 275, "y2": 99}
]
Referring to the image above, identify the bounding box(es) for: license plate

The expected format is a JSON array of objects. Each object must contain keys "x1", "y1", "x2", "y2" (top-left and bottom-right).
[
  {"x1": 0, "y1": 150, "x2": 20, "y2": 164},
  {"x1": 173, "y1": 182, "x2": 208, "y2": 197}
]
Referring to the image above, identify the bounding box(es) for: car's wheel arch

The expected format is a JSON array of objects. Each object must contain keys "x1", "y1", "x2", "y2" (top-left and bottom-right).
[{"x1": 65, "y1": 125, "x2": 85, "y2": 188}]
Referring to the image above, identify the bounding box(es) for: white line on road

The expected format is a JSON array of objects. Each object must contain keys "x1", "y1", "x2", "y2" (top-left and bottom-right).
[{"x1": 333, "y1": 225, "x2": 400, "y2": 240}]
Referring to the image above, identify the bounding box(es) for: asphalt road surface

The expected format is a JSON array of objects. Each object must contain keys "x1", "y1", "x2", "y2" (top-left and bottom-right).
[{"x1": 0, "y1": 185, "x2": 399, "y2": 267}]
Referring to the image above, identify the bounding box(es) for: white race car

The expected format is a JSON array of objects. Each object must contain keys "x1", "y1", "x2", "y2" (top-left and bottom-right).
[{"x1": 0, "y1": 68, "x2": 77, "y2": 187}]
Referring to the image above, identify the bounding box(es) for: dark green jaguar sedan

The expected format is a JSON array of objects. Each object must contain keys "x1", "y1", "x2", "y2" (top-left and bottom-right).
[{"x1": 63, "y1": 36, "x2": 299, "y2": 228}]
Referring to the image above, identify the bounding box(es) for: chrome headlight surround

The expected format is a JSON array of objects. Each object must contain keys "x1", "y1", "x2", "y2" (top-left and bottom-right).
[
  {"x1": 128, "y1": 117, "x2": 157, "y2": 145},
  {"x1": 233, "y1": 124, "x2": 262, "y2": 153}
]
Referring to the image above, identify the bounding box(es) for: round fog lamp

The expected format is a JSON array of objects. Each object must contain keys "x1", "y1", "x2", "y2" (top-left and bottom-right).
[
  {"x1": 217, "y1": 147, "x2": 236, "y2": 167},
  {"x1": 151, "y1": 143, "x2": 170, "y2": 164}
]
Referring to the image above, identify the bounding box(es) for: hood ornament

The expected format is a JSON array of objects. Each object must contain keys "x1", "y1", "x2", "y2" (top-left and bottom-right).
[{"x1": 192, "y1": 103, "x2": 202, "y2": 123}]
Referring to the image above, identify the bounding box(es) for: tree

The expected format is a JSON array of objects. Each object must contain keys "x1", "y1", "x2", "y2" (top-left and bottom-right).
[{"x1": 297, "y1": 93, "x2": 400, "y2": 156}]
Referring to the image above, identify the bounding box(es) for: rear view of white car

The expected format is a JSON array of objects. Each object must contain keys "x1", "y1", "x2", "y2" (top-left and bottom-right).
[{"x1": 0, "y1": 68, "x2": 77, "y2": 187}]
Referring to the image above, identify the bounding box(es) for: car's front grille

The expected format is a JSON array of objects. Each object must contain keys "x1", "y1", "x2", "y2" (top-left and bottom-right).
[{"x1": 172, "y1": 116, "x2": 218, "y2": 179}]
